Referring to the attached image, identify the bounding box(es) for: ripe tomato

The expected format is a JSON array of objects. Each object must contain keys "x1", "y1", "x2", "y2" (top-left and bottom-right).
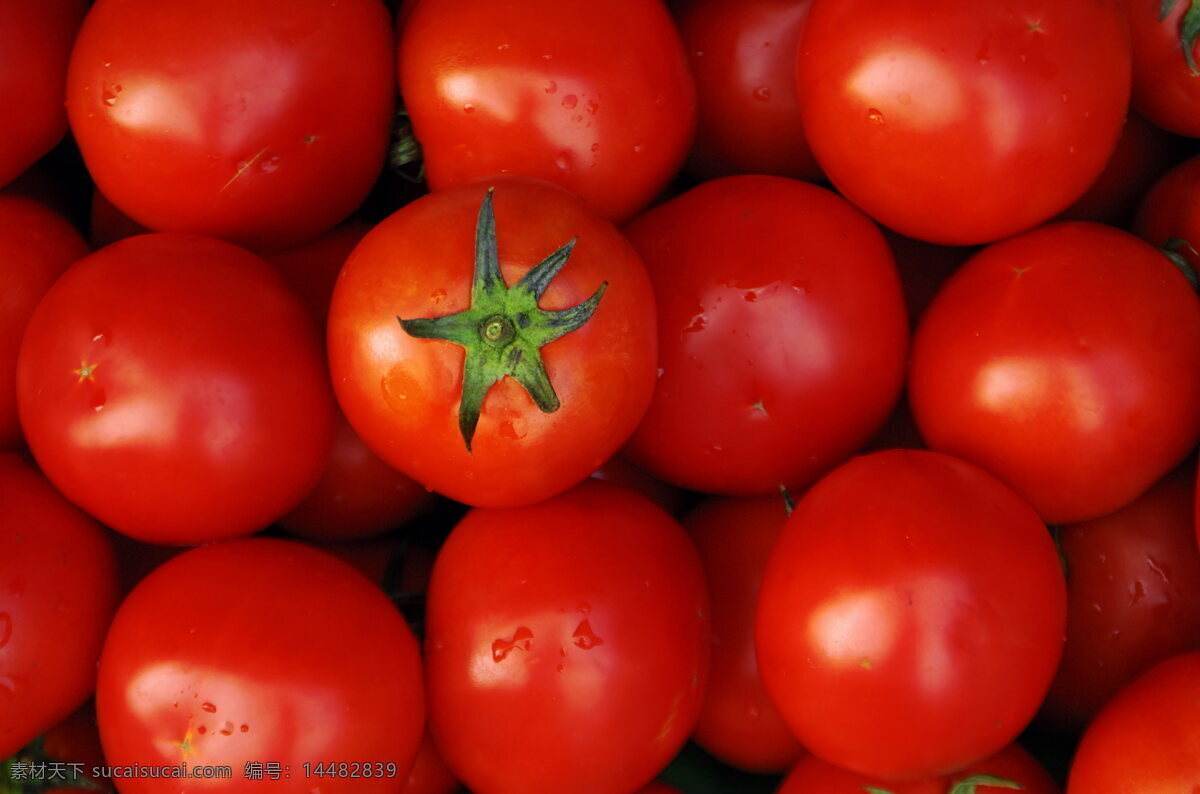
[
  {"x1": 1066, "y1": 650, "x2": 1200, "y2": 792},
  {"x1": 798, "y1": 0, "x2": 1131, "y2": 244},
  {"x1": 1127, "y1": 0, "x2": 1200, "y2": 136},
  {"x1": 756, "y1": 449, "x2": 1066, "y2": 780},
  {"x1": 622, "y1": 175, "x2": 907, "y2": 496},
  {"x1": 0, "y1": 454, "x2": 120, "y2": 760},
  {"x1": 16, "y1": 233, "x2": 335, "y2": 545},
  {"x1": 66, "y1": 0, "x2": 394, "y2": 251},
  {"x1": 423, "y1": 480, "x2": 710, "y2": 794},
  {"x1": 327, "y1": 178, "x2": 657, "y2": 508},
  {"x1": 96, "y1": 538, "x2": 425, "y2": 794},
  {"x1": 909, "y1": 222, "x2": 1200, "y2": 525},
  {"x1": 0, "y1": 1, "x2": 87, "y2": 188},
  {"x1": 1133, "y1": 152, "x2": 1200, "y2": 275},
  {"x1": 397, "y1": 0, "x2": 695, "y2": 224},
  {"x1": 0, "y1": 194, "x2": 89, "y2": 450}
]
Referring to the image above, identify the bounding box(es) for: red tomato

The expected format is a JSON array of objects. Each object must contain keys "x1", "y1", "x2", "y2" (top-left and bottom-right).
[
  {"x1": 0, "y1": 194, "x2": 89, "y2": 450},
  {"x1": 1066, "y1": 650, "x2": 1200, "y2": 792},
  {"x1": 798, "y1": 0, "x2": 1131, "y2": 244},
  {"x1": 675, "y1": 0, "x2": 822, "y2": 182},
  {"x1": 0, "y1": 454, "x2": 120, "y2": 760},
  {"x1": 685, "y1": 495, "x2": 804, "y2": 773},
  {"x1": 96, "y1": 538, "x2": 425, "y2": 794},
  {"x1": 756, "y1": 449, "x2": 1066, "y2": 780},
  {"x1": 622, "y1": 175, "x2": 907, "y2": 496},
  {"x1": 398, "y1": 730, "x2": 458, "y2": 794},
  {"x1": 0, "y1": 1, "x2": 87, "y2": 188},
  {"x1": 424, "y1": 480, "x2": 710, "y2": 794},
  {"x1": 909, "y1": 222, "x2": 1200, "y2": 524},
  {"x1": 1134, "y1": 152, "x2": 1200, "y2": 275},
  {"x1": 397, "y1": 0, "x2": 695, "y2": 224},
  {"x1": 16, "y1": 233, "x2": 335, "y2": 545},
  {"x1": 1037, "y1": 464, "x2": 1200, "y2": 734},
  {"x1": 66, "y1": 0, "x2": 394, "y2": 251},
  {"x1": 327, "y1": 178, "x2": 657, "y2": 508},
  {"x1": 1127, "y1": 0, "x2": 1200, "y2": 136}
]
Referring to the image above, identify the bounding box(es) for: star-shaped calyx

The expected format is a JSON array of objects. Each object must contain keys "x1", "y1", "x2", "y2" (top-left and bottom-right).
[{"x1": 398, "y1": 187, "x2": 607, "y2": 452}]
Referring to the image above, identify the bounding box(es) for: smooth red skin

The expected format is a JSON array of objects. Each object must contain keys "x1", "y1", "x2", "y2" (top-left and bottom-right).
[
  {"x1": 684, "y1": 496, "x2": 804, "y2": 773},
  {"x1": 96, "y1": 538, "x2": 425, "y2": 794},
  {"x1": 1128, "y1": 0, "x2": 1200, "y2": 136},
  {"x1": 0, "y1": 194, "x2": 90, "y2": 450},
  {"x1": 398, "y1": 0, "x2": 696, "y2": 224},
  {"x1": 1038, "y1": 465, "x2": 1200, "y2": 734},
  {"x1": 424, "y1": 480, "x2": 710, "y2": 794},
  {"x1": 756, "y1": 449, "x2": 1067, "y2": 780},
  {"x1": 0, "y1": 454, "x2": 120, "y2": 760},
  {"x1": 0, "y1": 1, "x2": 87, "y2": 188},
  {"x1": 676, "y1": 0, "x2": 822, "y2": 182},
  {"x1": 16, "y1": 233, "x2": 335, "y2": 545},
  {"x1": 798, "y1": 0, "x2": 1130, "y2": 245},
  {"x1": 398, "y1": 730, "x2": 458, "y2": 794},
  {"x1": 1067, "y1": 651, "x2": 1200, "y2": 792},
  {"x1": 622, "y1": 175, "x2": 908, "y2": 496},
  {"x1": 778, "y1": 743, "x2": 1060, "y2": 794},
  {"x1": 1134, "y1": 153, "x2": 1200, "y2": 275},
  {"x1": 327, "y1": 178, "x2": 658, "y2": 508},
  {"x1": 909, "y1": 222, "x2": 1200, "y2": 525},
  {"x1": 66, "y1": 0, "x2": 394, "y2": 251}
]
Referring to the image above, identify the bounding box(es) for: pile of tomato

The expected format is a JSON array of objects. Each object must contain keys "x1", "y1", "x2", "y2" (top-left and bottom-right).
[{"x1": 5, "y1": 0, "x2": 1200, "y2": 792}]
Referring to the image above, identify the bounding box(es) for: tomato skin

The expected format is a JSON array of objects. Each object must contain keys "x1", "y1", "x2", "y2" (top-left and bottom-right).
[
  {"x1": 1134, "y1": 153, "x2": 1200, "y2": 275},
  {"x1": 327, "y1": 178, "x2": 657, "y2": 508},
  {"x1": 1128, "y1": 0, "x2": 1200, "y2": 136},
  {"x1": 0, "y1": 1, "x2": 88, "y2": 188},
  {"x1": 66, "y1": 0, "x2": 394, "y2": 251},
  {"x1": 910, "y1": 222, "x2": 1200, "y2": 525},
  {"x1": 398, "y1": 0, "x2": 695, "y2": 224},
  {"x1": 424, "y1": 480, "x2": 710, "y2": 794},
  {"x1": 798, "y1": 0, "x2": 1131, "y2": 245},
  {"x1": 756, "y1": 449, "x2": 1066, "y2": 780},
  {"x1": 622, "y1": 175, "x2": 907, "y2": 496},
  {"x1": 95, "y1": 538, "x2": 425, "y2": 794},
  {"x1": 16, "y1": 232, "x2": 335, "y2": 545},
  {"x1": 0, "y1": 454, "x2": 120, "y2": 760},
  {"x1": 0, "y1": 194, "x2": 89, "y2": 450},
  {"x1": 1066, "y1": 650, "x2": 1200, "y2": 792}
]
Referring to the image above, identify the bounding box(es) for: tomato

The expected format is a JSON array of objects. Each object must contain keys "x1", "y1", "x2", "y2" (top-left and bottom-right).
[
  {"x1": 0, "y1": 194, "x2": 89, "y2": 451},
  {"x1": 423, "y1": 480, "x2": 709, "y2": 794},
  {"x1": 622, "y1": 175, "x2": 907, "y2": 496},
  {"x1": 675, "y1": 0, "x2": 822, "y2": 182},
  {"x1": 1128, "y1": 0, "x2": 1200, "y2": 136},
  {"x1": 96, "y1": 538, "x2": 425, "y2": 794},
  {"x1": 684, "y1": 495, "x2": 804, "y2": 773},
  {"x1": 1134, "y1": 152, "x2": 1200, "y2": 275},
  {"x1": 327, "y1": 178, "x2": 657, "y2": 508},
  {"x1": 797, "y1": 0, "x2": 1131, "y2": 245},
  {"x1": 397, "y1": 730, "x2": 458, "y2": 794},
  {"x1": 0, "y1": 1, "x2": 88, "y2": 188},
  {"x1": 909, "y1": 222, "x2": 1200, "y2": 525},
  {"x1": 0, "y1": 454, "x2": 120, "y2": 760},
  {"x1": 40, "y1": 702, "x2": 115, "y2": 792},
  {"x1": 1066, "y1": 650, "x2": 1200, "y2": 792},
  {"x1": 16, "y1": 232, "x2": 335, "y2": 545},
  {"x1": 397, "y1": 0, "x2": 695, "y2": 224},
  {"x1": 756, "y1": 449, "x2": 1066, "y2": 780},
  {"x1": 66, "y1": 0, "x2": 394, "y2": 251}
]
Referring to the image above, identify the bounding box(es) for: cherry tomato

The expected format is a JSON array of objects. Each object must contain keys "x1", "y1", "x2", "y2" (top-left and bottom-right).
[
  {"x1": 66, "y1": 0, "x2": 394, "y2": 251},
  {"x1": 1127, "y1": 0, "x2": 1200, "y2": 136},
  {"x1": 909, "y1": 222, "x2": 1200, "y2": 524},
  {"x1": 327, "y1": 178, "x2": 657, "y2": 508},
  {"x1": 16, "y1": 233, "x2": 335, "y2": 545},
  {"x1": 424, "y1": 480, "x2": 710, "y2": 794},
  {"x1": 798, "y1": 0, "x2": 1131, "y2": 244},
  {"x1": 398, "y1": 0, "x2": 695, "y2": 224},
  {"x1": 756, "y1": 449, "x2": 1066, "y2": 780}
]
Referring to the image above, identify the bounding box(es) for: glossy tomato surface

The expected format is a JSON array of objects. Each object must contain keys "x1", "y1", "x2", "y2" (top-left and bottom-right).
[
  {"x1": 622, "y1": 175, "x2": 907, "y2": 495},
  {"x1": 798, "y1": 0, "x2": 1131, "y2": 244},
  {"x1": 1134, "y1": 153, "x2": 1200, "y2": 275},
  {"x1": 909, "y1": 222, "x2": 1200, "y2": 524},
  {"x1": 66, "y1": 0, "x2": 394, "y2": 251},
  {"x1": 1128, "y1": 0, "x2": 1200, "y2": 136},
  {"x1": 424, "y1": 480, "x2": 710, "y2": 794},
  {"x1": 756, "y1": 449, "x2": 1066, "y2": 780},
  {"x1": 327, "y1": 178, "x2": 657, "y2": 508},
  {"x1": 96, "y1": 538, "x2": 425, "y2": 793},
  {"x1": 398, "y1": 0, "x2": 695, "y2": 224},
  {"x1": 16, "y1": 233, "x2": 335, "y2": 545}
]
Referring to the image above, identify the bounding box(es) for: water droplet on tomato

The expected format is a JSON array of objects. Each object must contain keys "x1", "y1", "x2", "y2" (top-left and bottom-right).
[
  {"x1": 258, "y1": 155, "x2": 282, "y2": 174},
  {"x1": 102, "y1": 84, "x2": 122, "y2": 106},
  {"x1": 585, "y1": 99, "x2": 599, "y2": 115},
  {"x1": 571, "y1": 618, "x2": 604, "y2": 650},
  {"x1": 201, "y1": 702, "x2": 217, "y2": 713},
  {"x1": 240, "y1": 724, "x2": 250, "y2": 733},
  {"x1": 197, "y1": 725, "x2": 208, "y2": 735},
  {"x1": 90, "y1": 388, "x2": 107, "y2": 412},
  {"x1": 219, "y1": 722, "x2": 234, "y2": 736},
  {"x1": 684, "y1": 313, "x2": 707, "y2": 333},
  {"x1": 561, "y1": 94, "x2": 578, "y2": 110},
  {"x1": 752, "y1": 86, "x2": 770, "y2": 101},
  {"x1": 463, "y1": 103, "x2": 475, "y2": 114},
  {"x1": 554, "y1": 151, "x2": 572, "y2": 171},
  {"x1": 492, "y1": 626, "x2": 534, "y2": 662},
  {"x1": 867, "y1": 108, "x2": 885, "y2": 125},
  {"x1": 430, "y1": 287, "x2": 447, "y2": 304},
  {"x1": 498, "y1": 418, "x2": 527, "y2": 440},
  {"x1": 545, "y1": 80, "x2": 557, "y2": 94}
]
